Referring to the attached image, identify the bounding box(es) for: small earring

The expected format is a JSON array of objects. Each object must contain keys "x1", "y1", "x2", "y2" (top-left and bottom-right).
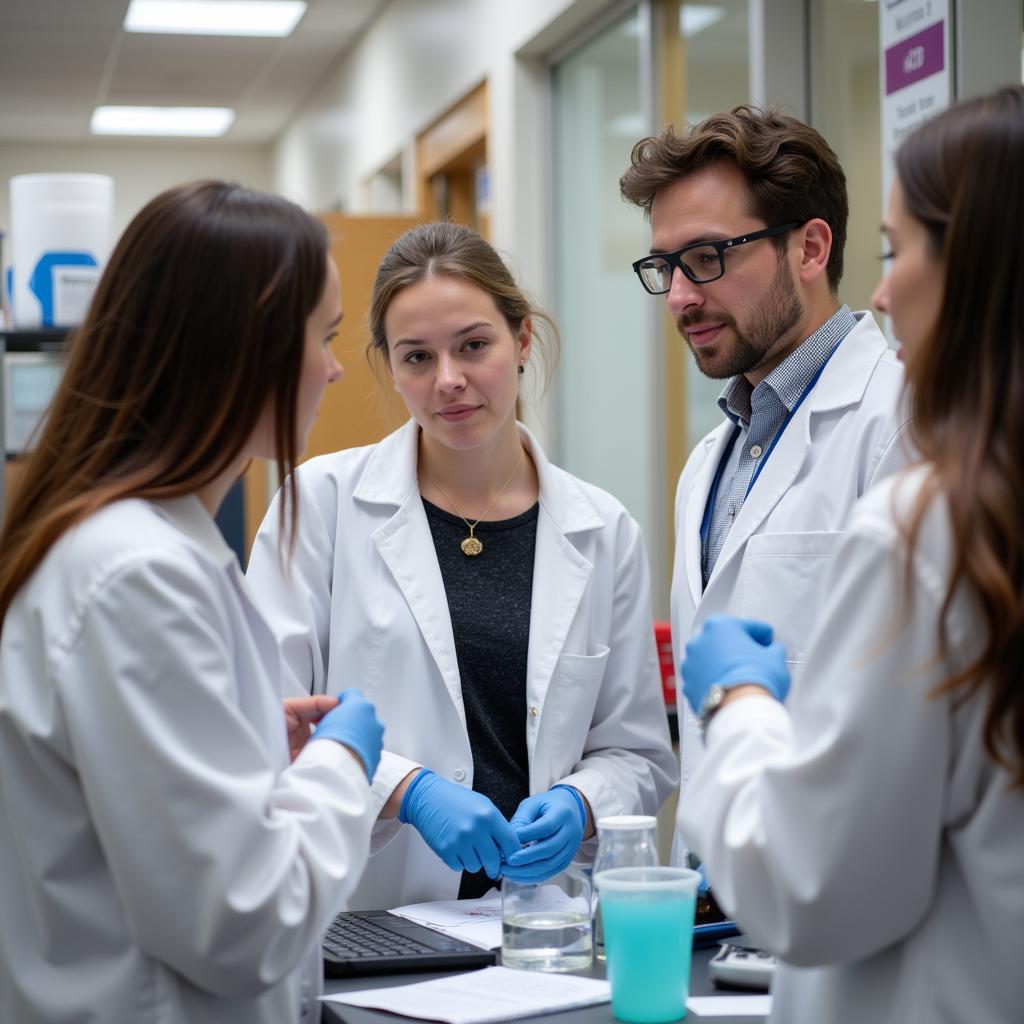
[{"x1": 518, "y1": 364, "x2": 525, "y2": 375}]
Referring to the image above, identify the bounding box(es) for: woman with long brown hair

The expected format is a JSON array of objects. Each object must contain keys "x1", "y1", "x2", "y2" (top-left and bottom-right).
[
  {"x1": 676, "y1": 85, "x2": 1024, "y2": 1022},
  {"x1": 0, "y1": 180, "x2": 384, "y2": 1024}
]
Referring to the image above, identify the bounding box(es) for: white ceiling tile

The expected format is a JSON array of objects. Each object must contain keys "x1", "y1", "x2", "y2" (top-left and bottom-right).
[
  {"x1": 0, "y1": 0, "x2": 128, "y2": 28},
  {"x1": 0, "y1": 0, "x2": 390, "y2": 145}
]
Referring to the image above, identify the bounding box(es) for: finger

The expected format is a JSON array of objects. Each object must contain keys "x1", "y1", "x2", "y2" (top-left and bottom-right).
[
  {"x1": 508, "y1": 798, "x2": 542, "y2": 830},
  {"x1": 540, "y1": 835, "x2": 578, "y2": 876},
  {"x1": 337, "y1": 687, "x2": 368, "y2": 704},
  {"x1": 477, "y1": 838, "x2": 503, "y2": 880},
  {"x1": 509, "y1": 814, "x2": 557, "y2": 846},
  {"x1": 506, "y1": 831, "x2": 565, "y2": 866},
  {"x1": 500, "y1": 863, "x2": 546, "y2": 883},
  {"x1": 503, "y1": 836, "x2": 575, "y2": 882},
  {"x1": 285, "y1": 695, "x2": 339, "y2": 725},
  {"x1": 450, "y1": 848, "x2": 476, "y2": 874},
  {"x1": 736, "y1": 618, "x2": 774, "y2": 645},
  {"x1": 494, "y1": 822, "x2": 523, "y2": 862}
]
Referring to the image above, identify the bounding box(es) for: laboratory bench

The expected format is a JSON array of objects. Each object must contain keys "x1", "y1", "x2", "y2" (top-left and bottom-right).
[{"x1": 321, "y1": 942, "x2": 767, "y2": 1024}]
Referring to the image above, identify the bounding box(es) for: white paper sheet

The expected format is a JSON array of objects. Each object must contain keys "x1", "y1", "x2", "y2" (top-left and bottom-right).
[
  {"x1": 687, "y1": 994, "x2": 772, "y2": 1016},
  {"x1": 390, "y1": 889, "x2": 503, "y2": 950},
  {"x1": 321, "y1": 965, "x2": 611, "y2": 1024}
]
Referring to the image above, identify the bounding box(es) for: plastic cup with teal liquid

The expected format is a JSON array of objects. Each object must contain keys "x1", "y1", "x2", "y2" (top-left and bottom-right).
[{"x1": 595, "y1": 866, "x2": 700, "y2": 1022}]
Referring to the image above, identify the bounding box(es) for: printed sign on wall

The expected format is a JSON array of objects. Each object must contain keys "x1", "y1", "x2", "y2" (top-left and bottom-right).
[{"x1": 879, "y1": 0, "x2": 951, "y2": 208}]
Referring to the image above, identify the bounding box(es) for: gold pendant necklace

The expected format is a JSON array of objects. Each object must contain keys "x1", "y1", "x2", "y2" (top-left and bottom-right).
[{"x1": 428, "y1": 449, "x2": 524, "y2": 557}]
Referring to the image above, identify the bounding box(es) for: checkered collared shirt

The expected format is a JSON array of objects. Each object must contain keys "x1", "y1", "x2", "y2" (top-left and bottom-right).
[{"x1": 700, "y1": 305, "x2": 858, "y2": 588}]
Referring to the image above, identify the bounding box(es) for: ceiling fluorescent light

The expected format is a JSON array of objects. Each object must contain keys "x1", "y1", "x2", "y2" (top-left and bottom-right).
[
  {"x1": 680, "y1": 5, "x2": 726, "y2": 38},
  {"x1": 91, "y1": 106, "x2": 236, "y2": 137},
  {"x1": 124, "y1": 1, "x2": 307, "y2": 37}
]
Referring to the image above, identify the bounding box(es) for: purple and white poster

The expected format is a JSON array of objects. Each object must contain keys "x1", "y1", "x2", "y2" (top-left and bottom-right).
[{"x1": 879, "y1": 0, "x2": 951, "y2": 208}]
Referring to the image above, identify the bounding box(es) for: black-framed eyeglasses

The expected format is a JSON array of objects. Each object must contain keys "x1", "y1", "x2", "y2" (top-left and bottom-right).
[{"x1": 631, "y1": 222, "x2": 800, "y2": 294}]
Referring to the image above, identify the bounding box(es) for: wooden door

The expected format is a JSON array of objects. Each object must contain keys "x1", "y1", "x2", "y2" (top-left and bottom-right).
[{"x1": 243, "y1": 213, "x2": 419, "y2": 552}]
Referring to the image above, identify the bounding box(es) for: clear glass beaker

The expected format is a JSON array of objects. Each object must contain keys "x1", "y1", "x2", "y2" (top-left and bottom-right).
[
  {"x1": 501, "y1": 865, "x2": 593, "y2": 972},
  {"x1": 592, "y1": 814, "x2": 659, "y2": 960}
]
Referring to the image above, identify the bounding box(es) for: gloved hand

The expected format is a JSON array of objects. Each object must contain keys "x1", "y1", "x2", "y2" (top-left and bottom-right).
[
  {"x1": 501, "y1": 786, "x2": 586, "y2": 883},
  {"x1": 685, "y1": 851, "x2": 711, "y2": 895},
  {"x1": 309, "y1": 688, "x2": 384, "y2": 780},
  {"x1": 399, "y1": 770, "x2": 520, "y2": 879},
  {"x1": 681, "y1": 615, "x2": 791, "y2": 716}
]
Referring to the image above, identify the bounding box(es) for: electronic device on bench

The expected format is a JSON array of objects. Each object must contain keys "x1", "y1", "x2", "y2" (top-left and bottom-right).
[
  {"x1": 692, "y1": 884, "x2": 741, "y2": 947},
  {"x1": 709, "y1": 942, "x2": 776, "y2": 992},
  {"x1": 323, "y1": 909, "x2": 496, "y2": 978}
]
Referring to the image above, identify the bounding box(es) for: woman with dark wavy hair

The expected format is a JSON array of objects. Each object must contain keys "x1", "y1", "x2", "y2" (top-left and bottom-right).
[
  {"x1": 0, "y1": 180, "x2": 383, "y2": 1024},
  {"x1": 676, "y1": 85, "x2": 1024, "y2": 1023}
]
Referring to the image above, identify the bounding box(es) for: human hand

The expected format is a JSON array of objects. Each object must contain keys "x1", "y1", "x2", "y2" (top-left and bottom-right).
[
  {"x1": 685, "y1": 851, "x2": 711, "y2": 895},
  {"x1": 501, "y1": 786, "x2": 586, "y2": 883},
  {"x1": 681, "y1": 615, "x2": 791, "y2": 716},
  {"x1": 398, "y1": 770, "x2": 519, "y2": 878},
  {"x1": 309, "y1": 688, "x2": 385, "y2": 780},
  {"x1": 284, "y1": 694, "x2": 339, "y2": 761}
]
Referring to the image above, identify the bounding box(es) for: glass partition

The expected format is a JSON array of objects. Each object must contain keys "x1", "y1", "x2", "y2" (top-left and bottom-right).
[
  {"x1": 552, "y1": 7, "x2": 664, "y2": 604},
  {"x1": 810, "y1": 0, "x2": 883, "y2": 317},
  {"x1": 675, "y1": 0, "x2": 751, "y2": 456}
]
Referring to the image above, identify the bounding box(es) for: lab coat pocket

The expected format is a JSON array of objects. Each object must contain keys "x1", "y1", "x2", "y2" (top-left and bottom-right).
[
  {"x1": 545, "y1": 646, "x2": 610, "y2": 769},
  {"x1": 740, "y1": 531, "x2": 842, "y2": 669}
]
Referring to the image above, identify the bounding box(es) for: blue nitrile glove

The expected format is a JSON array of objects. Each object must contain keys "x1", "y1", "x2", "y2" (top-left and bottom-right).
[
  {"x1": 309, "y1": 688, "x2": 384, "y2": 780},
  {"x1": 686, "y1": 851, "x2": 711, "y2": 895},
  {"x1": 501, "y1": 786, "x2": 586, "y2": 883},
  {"x1": 398, "y1": 770, "x2": 520, "y2": 879},
  {"x1": 681, "y1": 614, "x2": 791, "y2": 717}
]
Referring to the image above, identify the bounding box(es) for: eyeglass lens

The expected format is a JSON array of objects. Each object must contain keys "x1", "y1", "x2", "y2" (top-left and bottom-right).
[{"x1": 638, "y1": 245, "x2": 723, "y2": 292}]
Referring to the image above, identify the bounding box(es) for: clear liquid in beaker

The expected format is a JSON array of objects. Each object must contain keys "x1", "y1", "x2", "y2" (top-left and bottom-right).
[{"x1": 502, "y1": 910, "x2": 593, "y2": 972}]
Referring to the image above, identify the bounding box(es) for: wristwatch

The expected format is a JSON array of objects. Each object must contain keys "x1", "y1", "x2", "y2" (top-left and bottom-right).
[{"x1": 697, "y1": 684, "x2": 727, "y2": 737}]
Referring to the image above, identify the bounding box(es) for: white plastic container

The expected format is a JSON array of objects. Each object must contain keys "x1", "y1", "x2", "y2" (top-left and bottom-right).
[{"x1": 9, "y1": 173, "x2": 114, "y2": 328}]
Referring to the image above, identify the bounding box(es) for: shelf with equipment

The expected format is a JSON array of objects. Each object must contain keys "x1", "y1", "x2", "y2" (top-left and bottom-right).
[
  {"x1": 1, "y1": 326, "x2": 71, "y2": 352},
  {"x1": 0, "y1": 326, "x2": 247, "y2": 563},
  {"x1": 1, "y1": 327, "x2": 69, "y2": 460},
  {"x1": 0, "y1": 328, "x2": 69, "y2": 522}
]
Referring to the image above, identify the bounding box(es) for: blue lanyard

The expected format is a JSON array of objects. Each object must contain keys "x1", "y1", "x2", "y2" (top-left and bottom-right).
[{"x1": 699, "y1": 339, "x2": 843, "y2": 553}]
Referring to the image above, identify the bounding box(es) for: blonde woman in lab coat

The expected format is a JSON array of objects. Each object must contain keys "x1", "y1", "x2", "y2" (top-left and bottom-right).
[
  {"x1": 0, "y1": 181, "x2": 384, "y2": 1024},
  {"x1": 248, "y1": 223, "x2": 677, "y2": 908},
  {"x1": 678, "y1": 85, "x2": 1024, "y2": 1023}
]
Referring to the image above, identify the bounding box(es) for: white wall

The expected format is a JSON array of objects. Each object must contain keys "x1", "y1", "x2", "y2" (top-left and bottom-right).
[
  {"x1": 0, "y1": 142, "x2": 272, "y2": 241},
  {"x1": 272, "y1": 0, "x2": 591, "y2": 212},
  {"x1": 271, "y1": 0, "x2": 611, "y2": 365}
]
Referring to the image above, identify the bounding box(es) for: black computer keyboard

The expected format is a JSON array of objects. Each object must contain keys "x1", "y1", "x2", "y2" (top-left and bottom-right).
[
  {"x1": 325, "y1": 913, "x2": 440, "y2": 959},
  {"x1": 322, "y1": 910, "x2": 497, "y2": 977}
]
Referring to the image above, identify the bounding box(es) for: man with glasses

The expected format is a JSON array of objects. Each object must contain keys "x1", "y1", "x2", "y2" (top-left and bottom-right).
[{"x1": 620, "y1": 106, "x2": 911, "y2": 811}]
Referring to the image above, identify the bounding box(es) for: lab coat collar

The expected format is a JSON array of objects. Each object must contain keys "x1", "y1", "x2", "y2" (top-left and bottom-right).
[
  {"x1": 681, "y1": 311, "x2": 890, "y2": 606},
  {"x1": 152, "y1": 494, "x2": 238, "y2": 570},
  {"x1": 360, "y1": 420, "x2": 605, "y2": 738},
  {"x1": 352, "y1": 419, "x2": 421, "y2": 507},
  {"x1": 353, "y1": 418, "x2": 606, "y2": 536},
  {"x1": 806, "y1": 311, "x2": 887, "y2": 415},
  {"x1": 525, "y1": 425, "x2": 605, "y2": 536}
]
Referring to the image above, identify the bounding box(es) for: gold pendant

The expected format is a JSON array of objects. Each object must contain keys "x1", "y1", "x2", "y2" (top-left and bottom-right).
[{"x1": 461, "y1": 536, "x2": 483, "y2": 557}]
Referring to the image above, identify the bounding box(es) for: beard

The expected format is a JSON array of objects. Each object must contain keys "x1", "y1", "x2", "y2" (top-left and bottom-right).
[{"x1": 678, "y1": 254, "x2": 804, "y2": 380}]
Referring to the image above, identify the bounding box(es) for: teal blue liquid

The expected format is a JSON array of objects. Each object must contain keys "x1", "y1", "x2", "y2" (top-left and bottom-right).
[{"x1": 601, "y1": 894, "x2": 695, "y2": 1023}]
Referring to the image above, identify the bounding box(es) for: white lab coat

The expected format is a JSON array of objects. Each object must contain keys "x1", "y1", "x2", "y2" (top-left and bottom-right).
[
  {"x1": 679, "y1": 465, "x2": 1024, "y2": 1024},
  {"x1": 0, "y1": 496, "x2": 374, "y2": 1024},
  {"x1": 671, "y1": 312, "x2": 911, "y2": 795},
  {"x1": 247, "y1": 419, "x2": 677, "y2": 909}
]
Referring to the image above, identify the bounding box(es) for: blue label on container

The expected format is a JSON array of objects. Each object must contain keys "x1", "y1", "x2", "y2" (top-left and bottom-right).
[{"x1": 29, "y1": 251, "x2": 98, "y2": 326}]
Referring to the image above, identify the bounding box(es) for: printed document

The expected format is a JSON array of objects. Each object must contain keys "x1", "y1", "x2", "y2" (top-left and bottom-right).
[
  {"x1": 390, "y1": 889, "x2": 503, "y2": 949},
  {"x1": 321, "y1": 965, "x2": 611, "y2": 1023},
  {"x1": 687, "y1": 994, "x2": 773, "y2": 1016}
]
